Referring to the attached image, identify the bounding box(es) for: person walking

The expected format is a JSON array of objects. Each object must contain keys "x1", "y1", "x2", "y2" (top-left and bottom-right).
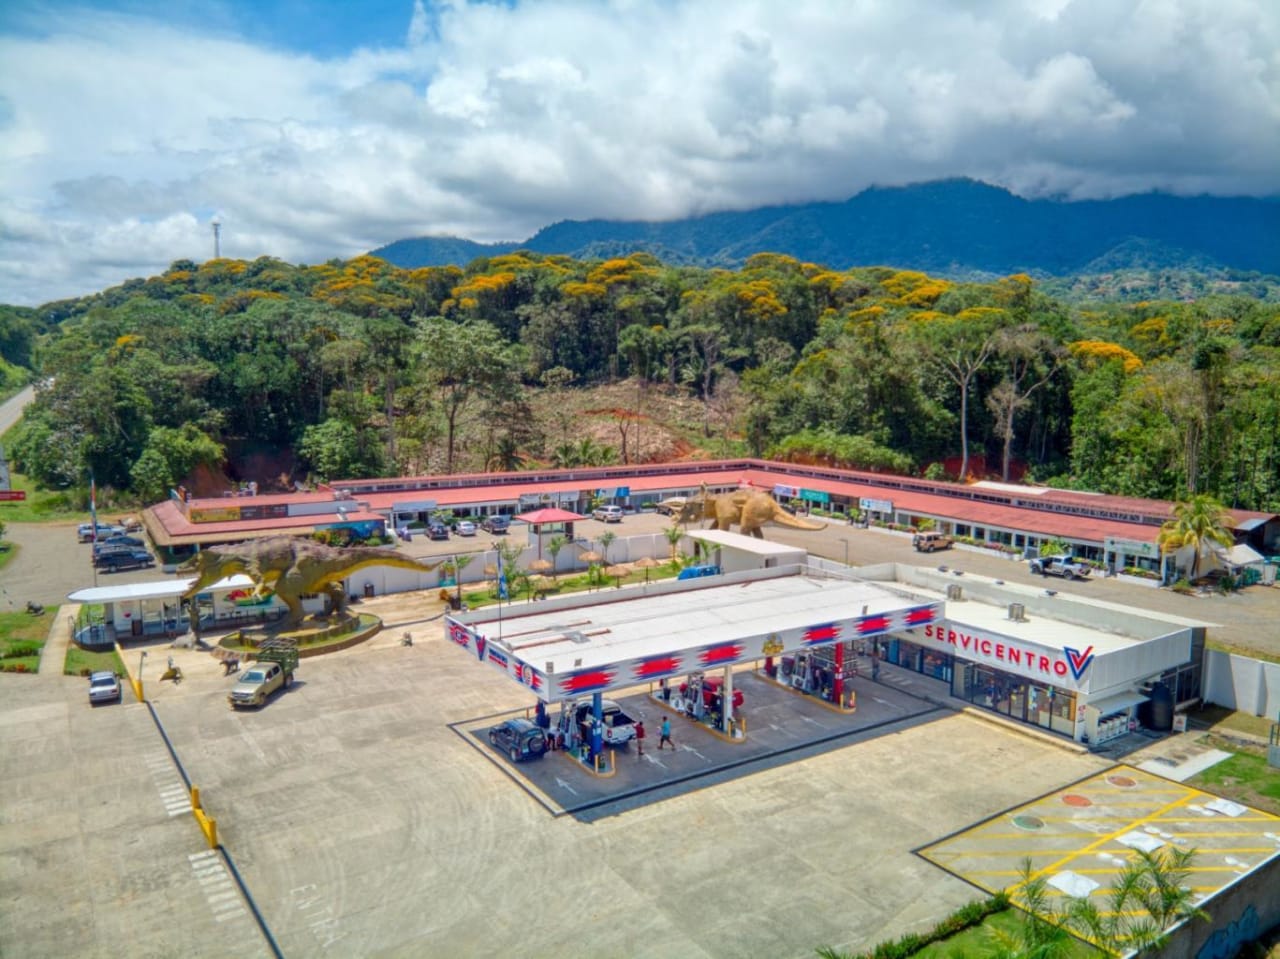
[
  {"x1": 634, "y1": 720, "x2": 645, "y2": 757},
  {"x1": 659, "y1": 716, "x2": 673, "y2": 751}
]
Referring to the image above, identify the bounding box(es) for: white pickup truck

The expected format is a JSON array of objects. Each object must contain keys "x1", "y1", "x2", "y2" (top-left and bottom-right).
[
  {"x1": 559, "y1": 698, "x2": 637, "y2": 745},
  {"x1": 1029, "y1": 555, "x2": 1091, "y2": 580}
]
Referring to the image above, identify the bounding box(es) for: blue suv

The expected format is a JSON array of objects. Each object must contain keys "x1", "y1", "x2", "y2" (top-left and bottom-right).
[{"x1": 487, "y1": 718, "x2": 547, "y2": 762}]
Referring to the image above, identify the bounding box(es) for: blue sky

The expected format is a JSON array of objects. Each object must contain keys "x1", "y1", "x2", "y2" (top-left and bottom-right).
[
  {"x1": 0, "y1": 0, "x2": 427, "y2": 57},
  {"x1": 1, "y1": 0, "x2": 1277, "y2": 306}
]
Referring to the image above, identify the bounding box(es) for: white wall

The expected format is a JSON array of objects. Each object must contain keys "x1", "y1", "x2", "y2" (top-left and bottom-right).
[{"x1": 1203, "y1": 650, "x2": 1280, "y2": 718}]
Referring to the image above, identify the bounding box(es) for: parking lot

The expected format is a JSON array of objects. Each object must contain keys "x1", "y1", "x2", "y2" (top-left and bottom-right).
[
  {"x1": 5, "y1": 513, "x2": 1280, "y2": 957},
  {"x1": 17, "y1": 605, "x2": 1258, "y2": 959}
]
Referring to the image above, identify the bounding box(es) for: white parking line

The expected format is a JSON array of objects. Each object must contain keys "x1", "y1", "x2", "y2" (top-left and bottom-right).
[{"x1": 188, "y1": 853, "x2": 249, "y2": 925}]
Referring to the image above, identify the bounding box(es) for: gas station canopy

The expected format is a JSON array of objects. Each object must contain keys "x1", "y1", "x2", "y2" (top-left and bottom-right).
[{"x1": 446, "y1": 570, "x2": 940, "y2": 703}]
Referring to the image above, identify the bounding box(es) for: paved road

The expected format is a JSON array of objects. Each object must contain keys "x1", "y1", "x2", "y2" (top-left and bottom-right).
[
  {"x1": 0, "y1": 519, "x2": 171, "y2": 610},
  {"x1": 0, "y1": 384, "x2": 35, "y2": 437}
]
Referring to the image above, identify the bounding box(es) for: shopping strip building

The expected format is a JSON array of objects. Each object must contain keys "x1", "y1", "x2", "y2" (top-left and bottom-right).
[
  {"x1": 854, "y1": 562, "x2": 1203, "y2": 745},
  {"x1": 143, "y1": 458, "x2": 1280, "y2": 580}
]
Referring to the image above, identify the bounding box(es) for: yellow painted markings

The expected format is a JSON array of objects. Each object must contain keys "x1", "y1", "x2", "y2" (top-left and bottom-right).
[{"x1": 918, "y1": 764, "x2": 1280, "y2": 915}]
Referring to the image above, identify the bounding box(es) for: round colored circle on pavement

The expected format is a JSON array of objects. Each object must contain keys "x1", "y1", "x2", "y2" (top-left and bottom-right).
[
  {"x1": 1107, "y1": 775, "x2": 1138, "y2": 788},
  {"x1": 1012, "y1": 815, "x2": 1045, "y2": 831},
  {"x1": 1062, "y1": 794, "x2": 1092, "y2": 807}
]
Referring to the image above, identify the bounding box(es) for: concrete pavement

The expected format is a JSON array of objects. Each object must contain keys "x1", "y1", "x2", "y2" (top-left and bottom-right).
[{"x1": 9, "y1": 603, "x2": 1224, "y2": 959}]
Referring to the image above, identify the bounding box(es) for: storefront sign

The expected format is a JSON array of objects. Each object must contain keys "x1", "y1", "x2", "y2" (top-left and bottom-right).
[
  {"x1": 774, "y1": 484, "x2": 799, "y2": 498},
  {"x1": 860, "y1": 497, "x2": 893, "y2": 514},
  {"x1": 189, "y1": 505, "x2": 241, "y2": 523},
  {"x1": 799, "y1": 488, "x2": 830, "y2": 504},
  {"x1": 920, "y1": 623, "x2": 1095, "y2": 689},
  {"x1": 1105, "y1": 537, "x2": 1159, "y2": 559}
]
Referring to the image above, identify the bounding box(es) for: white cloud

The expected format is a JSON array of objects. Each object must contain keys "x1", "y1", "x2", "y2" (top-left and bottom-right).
[{"x1": 0, "y1": 0, "x2": 1277, "y2": 305}]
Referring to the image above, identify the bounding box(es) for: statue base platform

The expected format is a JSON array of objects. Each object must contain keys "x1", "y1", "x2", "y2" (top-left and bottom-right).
[{"x1": 220, "y1": 612, "x2": 382, "y2": 658}]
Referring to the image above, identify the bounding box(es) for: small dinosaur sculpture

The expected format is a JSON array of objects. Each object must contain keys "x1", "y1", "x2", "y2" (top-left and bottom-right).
[
  {"x1": 179, "y1": 536, "x2": 442, "y2": 627},
  {"x1": 679, "y1": 486, "x2": 827, "y2": 539}
]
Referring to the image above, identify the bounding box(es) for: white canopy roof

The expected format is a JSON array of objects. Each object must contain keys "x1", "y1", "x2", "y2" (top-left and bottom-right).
[{"x1": 67, "y1": 575, "x2": 253, "y2": 603}]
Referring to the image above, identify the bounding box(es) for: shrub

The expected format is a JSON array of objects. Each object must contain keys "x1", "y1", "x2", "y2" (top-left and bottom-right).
[
  {"x1": 4, "y1": 643, "x2": 41, "y2": 659},
  {"x1": 1170, "y1": 578, "x2": 1194, "y2": 594}
]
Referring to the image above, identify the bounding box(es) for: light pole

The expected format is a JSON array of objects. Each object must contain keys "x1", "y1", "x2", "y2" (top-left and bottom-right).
[
  {"x1": 136, "y1": 649, "x2": 148, "y2": 701},
  {"x1": 839, "y1": 538, "x2": 850, "y2": 567}
]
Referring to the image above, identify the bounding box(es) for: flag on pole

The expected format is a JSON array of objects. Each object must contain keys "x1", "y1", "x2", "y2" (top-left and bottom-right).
[
  {"x1": 497, "y1": 552, "x2": 509, "y2": 601},
  {"x1": 89, "y1": 474, "x2": 98, "y2": 541}
]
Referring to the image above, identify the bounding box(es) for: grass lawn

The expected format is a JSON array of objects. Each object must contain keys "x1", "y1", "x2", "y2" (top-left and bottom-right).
[
  {"x1": 0, "y1": 607, "x2": 54, "y2": 672},
  {"x1": 459, "y1": 563, "x2": 684, "y2": 609},
  {"x1": 1187, "y1": 745, "x2": 1280, "y2": 816},
  {"x1": 65, "y1": 644, "x2": 125, "y2": 677},
  {"x1": 0, "y1": 461, "x2": 91, "y2": 523},
  {"x1": 912, "y1": 910, "x2": 1101, "y2": 958},
  {"x1": 1190, "y1": 704, "x2": 1277, "y2": 740}
]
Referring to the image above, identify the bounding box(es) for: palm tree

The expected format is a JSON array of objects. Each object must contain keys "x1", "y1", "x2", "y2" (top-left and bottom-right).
[
  {"x1": 1064, "y1": 847, "x2": 1208, "y2": 955},
  {"x1": 663, "y1": 523, "x2": 684, "y2": 563},
  {"x1": 987, "y1": 860, "x2": 1073, "y2": 959},
  {"x1": 545, "y1": 534, "x2": 567, "y2": 581},
  {"x1": 598, "y1": 530, "x2": 617, "y2": 564},
  {"x1": 1157, "y1": 494, "x2": 1235, "y2": 581}
]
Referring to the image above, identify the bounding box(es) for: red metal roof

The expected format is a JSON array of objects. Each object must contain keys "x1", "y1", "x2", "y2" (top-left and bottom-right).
[
  {"x1": 147, "y1": 459, "x2": 1272, "y2": 549},
  {"x1": 146, "y1": 498, "x2": 384, "y2": 546}
]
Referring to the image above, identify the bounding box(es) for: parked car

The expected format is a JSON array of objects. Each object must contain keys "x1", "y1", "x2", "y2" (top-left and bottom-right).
[
  {"x1": 488, "y1": 718, "x2": 548, "y2": 762},
  {"x1": 88, "y1": 670, "x2": 122, "y2": 704},
  {"x1": 562, "y1": 699, "x2": 637, "y2": 745},
  {"x1": 426, "y1": 521, "x2": 450, "y2": 541},
  {"x1": 1029, "y1": 555, "x2": 1092, "y2": 579},
  {"x1": 94, "y1": 534, "x2": 145, "y2": 553},
  {"x1": 77, "y1": 522, "x2": 124, "y2": 543},
  {"x1": 480, "y1": 515, "x2": 510, "y2": 534},
  {"x1": 592, "y1": 505, "x2": 624, "y2": 523},
  {"x1": 655, "y1": 497, "x2": 687, "y2": 516},
  {"x1": 455, "y1": 520, "x2": 477, "y2": 536},
  {"x1": 912, "y1": 531, "x2": 953, "y2": 553},
  {"x1": 228, "y1": 661, "x2": 290, "y2": 709},
  {"x1": 96, "y1": 549, "x2": 155, "y2": 572}
]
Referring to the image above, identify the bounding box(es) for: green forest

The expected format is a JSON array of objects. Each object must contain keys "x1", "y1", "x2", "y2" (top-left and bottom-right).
[{"x1": 2, "y1": 250, "x2": 1278, "y2": 512}]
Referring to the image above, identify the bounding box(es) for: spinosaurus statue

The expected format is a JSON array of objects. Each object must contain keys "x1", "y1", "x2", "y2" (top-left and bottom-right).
[
  {"x1": 179, "y1": 536, "x2": 442, "y2": 628},
  {"x1": 678, "y1": 485, "x2": 827, "y2": 539}
]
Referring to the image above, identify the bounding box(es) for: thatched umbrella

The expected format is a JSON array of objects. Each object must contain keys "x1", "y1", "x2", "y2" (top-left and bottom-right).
[
  {"x1": 483, "y1": 564, "x2": 498, "y2": 578},
  {"x1": 634, "y1": 556, "x2": 660, "y2": 584},
  {"x1": 604, "y1": 563, "x2": 629, "y2": 587},
  {"x1": 578, "y1": 550, "x2": 603, "y2": 566},
  {"x1": 529, "y1": 558, "x2": 553, "y2": 574}
]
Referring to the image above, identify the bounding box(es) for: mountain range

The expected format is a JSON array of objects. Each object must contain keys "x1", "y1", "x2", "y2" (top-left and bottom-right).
[{"x1": 371, "y1": 178, "x2": 1280, "y2": 280}]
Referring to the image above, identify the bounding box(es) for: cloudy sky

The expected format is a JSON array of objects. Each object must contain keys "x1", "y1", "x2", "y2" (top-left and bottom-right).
[{"x1": 1, "y1": 0, "x2": 1277, "y2": 306}]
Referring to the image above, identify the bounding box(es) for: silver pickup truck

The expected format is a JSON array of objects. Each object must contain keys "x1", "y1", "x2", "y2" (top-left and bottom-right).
[
  {"x1": 228, "y1": 661, "x2": 291, "y2": 708},
  {"x1": 1029, "y1": 555, "x2": 1091, "y2": 580}
]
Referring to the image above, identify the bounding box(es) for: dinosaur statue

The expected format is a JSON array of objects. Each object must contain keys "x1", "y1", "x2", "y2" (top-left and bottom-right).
[
  {"x1": 178, "y1": 536, "x2": 442, "y2": 627},
  {"x1": 678, "y1": 486, "x2": 827, "y2": 539}
]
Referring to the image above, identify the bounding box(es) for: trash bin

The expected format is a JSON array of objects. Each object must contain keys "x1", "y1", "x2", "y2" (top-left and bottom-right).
[{"x1": 363, "y1": 582, "x2": 375, "y2": 598}]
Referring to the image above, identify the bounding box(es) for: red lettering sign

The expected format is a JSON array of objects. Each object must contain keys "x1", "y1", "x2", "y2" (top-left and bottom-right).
[
  {"x1": 920, "y1": 622, "x2": 1075, "y2": 681},
  {"x1": 0, "y1": 490, "x2": 26, "y2": 501}
]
